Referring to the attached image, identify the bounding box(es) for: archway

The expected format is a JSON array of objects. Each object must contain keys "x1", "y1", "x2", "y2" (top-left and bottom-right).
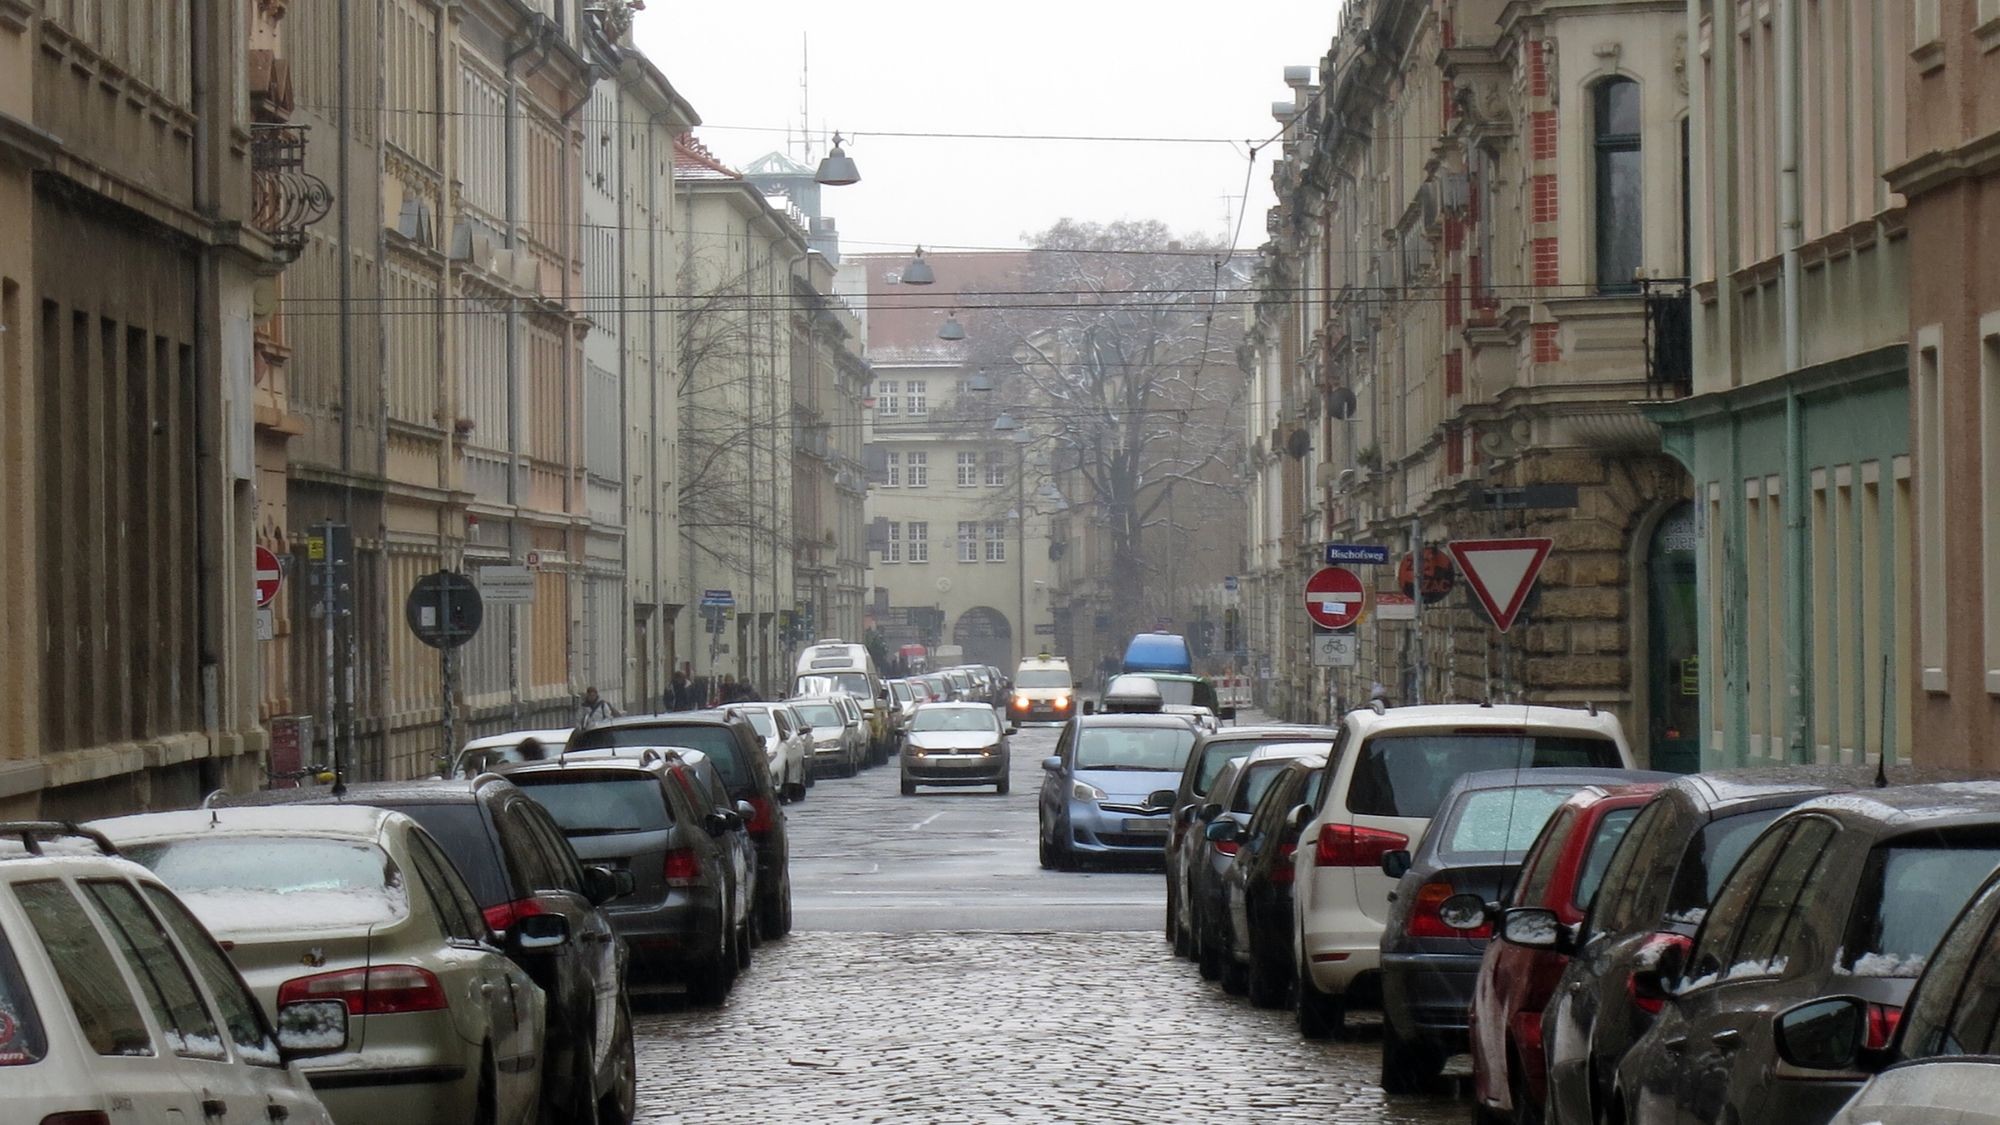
[{"x1": 952, "y1": 606, "x2": 1014, "y2": 671}]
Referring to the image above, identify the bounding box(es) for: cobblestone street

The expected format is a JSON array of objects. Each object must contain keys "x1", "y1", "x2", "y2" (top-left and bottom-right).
[{"x1": 630, "y1": 723, "x2": 1467, "y2": 1122}]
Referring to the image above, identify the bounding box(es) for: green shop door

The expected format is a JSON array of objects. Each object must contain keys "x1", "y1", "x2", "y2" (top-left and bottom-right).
[{"x1": 1647, "y1": 502, "x2": 1700, "y2": 772}]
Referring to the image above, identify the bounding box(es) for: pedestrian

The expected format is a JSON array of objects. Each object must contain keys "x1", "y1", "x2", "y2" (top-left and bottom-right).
[
  {"x1": 667, "y1": 670, "x2": 691, "y2": 711},
  {"x1": 576, "y1": 686, "x2": 620, "y2": 731}
]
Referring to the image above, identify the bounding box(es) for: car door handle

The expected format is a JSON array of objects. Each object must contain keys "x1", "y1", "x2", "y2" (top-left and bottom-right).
[
  {"x1": 1662, "y1": 1035, "x2": 1686, "y2": 1054},
  {"x1": 1711, "y1": 1028, "x2": 1743, "y2": 1050},
  {"x1": 202, "y1": 1097, "x2": 227, "y2": 1119},
  {"x1": 267, "y1": 1104, "x2": 291, "y2": 1123}
]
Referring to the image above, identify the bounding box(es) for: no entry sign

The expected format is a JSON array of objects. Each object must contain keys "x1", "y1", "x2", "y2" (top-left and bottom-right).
[
  {"x1": 1304, "y1": 566, "x2": 1366, "y2": 630},
  {"x1": 253, "y1": 546, "x2": 283, "y2": 607}
]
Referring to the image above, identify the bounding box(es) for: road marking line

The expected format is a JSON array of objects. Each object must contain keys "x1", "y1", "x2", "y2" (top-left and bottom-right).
[{"x1": 907, "y1": 811, "x2": 947, "y2": 831}]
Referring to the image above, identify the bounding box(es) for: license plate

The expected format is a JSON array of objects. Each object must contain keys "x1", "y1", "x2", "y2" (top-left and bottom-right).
[{"x1": 1122, "y1": 818, "x2": 1169, "y2": 834}]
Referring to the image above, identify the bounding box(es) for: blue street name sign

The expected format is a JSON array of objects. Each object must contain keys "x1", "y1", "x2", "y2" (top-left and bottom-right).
[
  {"x1": 1323, "y1": 543, "x2": 1390, "y2": 566},
  {"x1": 700, "y1": 588, "x2": 736, "y2": 608}
]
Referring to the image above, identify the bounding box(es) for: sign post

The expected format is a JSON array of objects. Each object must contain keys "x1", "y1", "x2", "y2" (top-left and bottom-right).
[{"x1": 407, "y1": 571, "x2": 484, "y2": 780}]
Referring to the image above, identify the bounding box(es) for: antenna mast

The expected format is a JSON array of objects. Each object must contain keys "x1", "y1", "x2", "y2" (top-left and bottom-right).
[{"x1": 794, "y1": 34, "x2": 813, "y2": 163}]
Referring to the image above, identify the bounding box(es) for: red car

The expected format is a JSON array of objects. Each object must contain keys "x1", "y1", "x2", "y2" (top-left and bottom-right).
[{"x1": 1468, "y1": 780, "x2": 1664, "y2": 1125}]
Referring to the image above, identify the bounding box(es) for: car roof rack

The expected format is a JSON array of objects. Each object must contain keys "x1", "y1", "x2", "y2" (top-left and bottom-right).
[{"x1": 0, "y1": 821, "x2": 120, "y2": 858}]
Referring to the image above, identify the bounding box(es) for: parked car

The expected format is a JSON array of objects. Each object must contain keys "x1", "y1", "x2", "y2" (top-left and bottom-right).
[
  {"x1": 1775, "y1": 857, "x2": 2000, "y2": 1123},
  {"x1": 887, "y1": 679, "x2": 923, "y2": 740},
  {"x1": 1532, "y1": 766, "x2": 1904, "y2": 1125},
  {"x1": 1165, "y1": 725, "x2": 1341, "y2": 958},
  {"x1": 1009, "y1": 654, "x2": 1076, "y2": 726},
  {"x1": 500, "y1": 749, "x2": 755, "y2": 1005},
  {"x1": 97, "y1": 806, "x2": 547, "y2": 1125},
  {"x1": 449, "y1": 727, "x2": 572, "y2": 778},
  {"x1": 943, "y1": 668, "x2": 976, "y2": 702},
  {"x1": 901, "y1": 702, "x2": 1010, "y2": 794},
  {"x1": 1148, "y1": 672, "x2": 1233, "y2": 724},
  {"x1": 567, "y1": 712, "x2": 794, "y2": 939},
  {"x1": 1467, "y1": 778, "x2": 1667, "y2": 1125},
  {"x1": 1290, "y1": 703, "x2": 1634, "y2": 1039},
  {"x1": 1376, "y1": 768, "x2": 1667, "y2": 1094},
  {"x1": 791, "y1": 696, "x2": 865, "y2": 778},
  {"x1": 1185, "y1": 744, "x2": 1331, "y2": 989},
  {"x1": 920, "y1": 673, "x2": 954, "y2": 702},
  {"x1": 220, "y1": 777, "x2": 637, "y2": 1125},
  {"x1": 1038, "y1": 714, "x2": 1198, "y2": 869},
  {"x1": 1219, "y1": 753, "x2": 1333, "y2": 1008},
  {"x1": 0, "y1": 821, "x2": 336, "y2": 1125},
  {"x1": 728, "y1": 701, "x2": 812, "y2": 801},
  {"x1": 1611, "y1": 780, "x2": 2000, "y2": 1125},
  {"x1": 792, "y1": 640, "x2": 888, "y2": 759}
]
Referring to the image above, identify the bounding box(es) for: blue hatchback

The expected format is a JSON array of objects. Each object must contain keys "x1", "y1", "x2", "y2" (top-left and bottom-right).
[{"x1": 1038, "y1": 714, "x2": 1199, "y2": 869}]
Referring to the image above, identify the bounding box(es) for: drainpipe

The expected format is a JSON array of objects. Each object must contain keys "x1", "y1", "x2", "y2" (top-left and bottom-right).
[
  {"x1": 503, "y1": 23, "x2": 551, "y2": 727},
  {"x1": 1777, "y1": 0, "x2": 1810, "y2": 761}
]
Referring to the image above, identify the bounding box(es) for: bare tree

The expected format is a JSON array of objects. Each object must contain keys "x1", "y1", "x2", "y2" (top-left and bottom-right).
[{"x1": 965, "y1": 219, "x2": 1247, "y2": 639}]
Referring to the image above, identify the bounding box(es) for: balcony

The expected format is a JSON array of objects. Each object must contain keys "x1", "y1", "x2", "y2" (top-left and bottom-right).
[{"x1": 250, "y1": 124, "x2": 333, "y2": 259}]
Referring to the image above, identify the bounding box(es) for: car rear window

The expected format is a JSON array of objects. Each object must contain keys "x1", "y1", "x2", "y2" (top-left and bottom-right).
[
  {"x1": 377, "y1": 803, "x2": 512, "y2": 908},
  {"x1": 1194, "y1": 735, "x2": 1332, "y2": 795},
  {"x1": 513, "y1": 776, "x2": 672, "y2": 835},
  {"x1": 1345, "y1": 734, "x2": 1623, "y2": 819},
  {"x1": 741, "y1": 712, "x2": 775, "y2": 737},
  {"x1": 124, "y1": 837, "x2": 409, "y2": 933},
  {"x1": 1075, "y1": 726, "x2": 1197, "y2": 772},
  {"x1": 794, "y1": 704, "x2": 842, "y2": 728},
  {"x1": 0, "y1": 923, "x2": 47, "y2": 1066},
  {"x1": 576, "y1": 724, "x2": 749, "y2": 789},
  {"x1": 1662, "y1": 806, "x2": 1788, "y2": 923},
  {"x1": 1435, "y1": 786, "x2": 1576, "y2": 862},
  {"x1": 1840, "y1": 841, "x2": 2000, "y2": 977},
  {"x1": 1231, "y1": 758, "x2": 1309, "y2": 814}
]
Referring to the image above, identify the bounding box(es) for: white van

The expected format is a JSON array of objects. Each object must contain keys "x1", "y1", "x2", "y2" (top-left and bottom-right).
[{"x1": 792, "y1": 641, "x2": 888, "y2": 759}]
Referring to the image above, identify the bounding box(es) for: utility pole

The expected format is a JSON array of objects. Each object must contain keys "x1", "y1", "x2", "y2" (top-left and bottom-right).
[
  {"x1": 1410, "y1": 514, "x2": 1427, "y2": 706},
  {"x1": 1016, "y1": 440, "x2": 1027, "y2": 666}
]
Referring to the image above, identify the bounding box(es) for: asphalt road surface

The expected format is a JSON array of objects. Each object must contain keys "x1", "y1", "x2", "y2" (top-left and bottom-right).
[{"x1": 632, "y1": 718, "x2": 1468, "y2": 1123}]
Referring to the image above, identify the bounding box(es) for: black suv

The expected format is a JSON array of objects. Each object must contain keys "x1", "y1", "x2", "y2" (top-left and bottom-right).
[
  {"x1": 224, "y1": 776, "x2": 637, "y2": 1124},
  {"x1": 568, "y1": 711, "x2": 794, "y2": 938}
]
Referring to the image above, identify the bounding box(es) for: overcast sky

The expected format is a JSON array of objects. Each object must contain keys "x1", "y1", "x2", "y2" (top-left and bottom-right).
[{"x1": 634, "y1": 3, "x2": 1339, "y2": 255}]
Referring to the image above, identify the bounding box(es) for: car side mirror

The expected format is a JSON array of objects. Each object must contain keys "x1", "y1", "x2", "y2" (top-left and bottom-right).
[
  {"x1": 581, "y1": 866, "x2": 621, "y2": 907},
  {"x1": 276, "y1": 1000, "x2": 349, "y2": 1059},
  {"x1": 1196, "y1": 802, "x2": 1224, "y2": 824},
  {"x1": 1218, "y1": 706, "x2": 1237, "y2": 721},
  {"x1": 509, "y1": 910, "x2": 572, "y2": 950},
  {"x1": 735, "y1": 799, "x2": 756, "y2": 821},
  {"x1": 704, "y1": 811, "x2": 733, "y2": 837},
  {"x1": 1773, "y1": 996, "x2": 1871, "y2": 1071},
  {"x1": 1284, "y1": 803, "x2": 1313, "y2": 832},
  {"x1": 1042, "y1": 756, "x2": 1063, "y2": 773},
  {"x1": 1439, "y1": 893, "x2": 1492, "y2": 932},
  {"x1": 1629, "y1": 940, "x2": 1686, "y2": 1004},
  {"x1": 1146, "y1": 789, "x2": 1178, "y2": 811},
  {"x1": 1203, "y1": 819, "x2": 1241, "y2": 843},
  {"x1": 1499, "y1": 907, "x2": 1571, "y2": 953},
  {"x1": 1082, "y1": 700, "x2": 1096, "y2": 715},
  {"x1": 1380, "y1": 849, "x2": 1412, "y2": 879}
]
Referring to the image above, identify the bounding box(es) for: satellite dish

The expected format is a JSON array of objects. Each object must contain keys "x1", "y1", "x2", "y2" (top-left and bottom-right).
[
  {"x1": 1328, "y1": 387, "x2": 1359, "y2": 420},
  {"x1": 1285, "y1": 428, "x2": 1312, "y2": 459}
]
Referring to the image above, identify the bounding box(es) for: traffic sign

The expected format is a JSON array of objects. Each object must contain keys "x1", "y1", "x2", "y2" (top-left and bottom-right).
[
  {"x1": 1448, "y1": 537, "x2": 1555, "y2": 634},
  {"x1": 253, "y1": 546, "x2": 283, "y2": 607},
  {"x1": 1304, "y1": 567, "x2": 1366, "y2": 630},
  {"x1": 476, "y1": 565, "x2": 536, "y2": 605},
  {"x1": 405, "y1": 571, "x2": 484, "y2": 650},
  {"x1": 1398, "y1": 546, "x2": 1457, "y2": 600},
  {"x1": 1324, "y1": 542, "x2": 1390, "y2": 566},
  {"x1": 1223, "y1": 575, "x2": 1239, "y2": 593},
  {"x1": 700, "y1": 588, "x2": 735, "y2": 608},
  {"x1": 1312, "y1": 632, "x2": 1359, "y2": 668},
  {"x1": 1375, "y1": 592, "x2": 1417, "y2": 621}
]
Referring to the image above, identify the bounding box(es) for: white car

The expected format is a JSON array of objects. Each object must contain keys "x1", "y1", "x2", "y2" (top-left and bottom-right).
[
  {"x1": 98, "y1": 806, "x2": 549, "y2": 1125},
  {"x1": 791, "y1": 696, "x2": 866, "y2": 778},
  {"x1": 0, "y1": 821, "x2": 335, "y2": 1125},
  {"x1": 729, "y1": 702, "x2": 813, "y2": 801},
  {"x1": 449, "y1": 727, "x2": 573, "y2": 777},
  {"x1": 1288, "y1": 703, "x2": 1634, "y2": 1037}
]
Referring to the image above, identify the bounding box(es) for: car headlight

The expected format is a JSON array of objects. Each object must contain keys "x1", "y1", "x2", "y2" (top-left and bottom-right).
[
  {"x1": 1012, "y1": 695, "x2": 1030, "y2": 709},
  {"x1": 1071, "y1": 780, "x2": 1107, "y2": 802},
  {"x1": 1054, "y1": 695, "x2": 1071, "y2": 710}
]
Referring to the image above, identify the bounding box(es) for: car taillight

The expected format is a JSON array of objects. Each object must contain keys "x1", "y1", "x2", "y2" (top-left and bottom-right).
[
  {"x1": 1270, "y1": 842, "x2": 1297, "y2": 885},
  {"x1": 663, "y1": 849, "x2": 702, "y2": 887},
  {"x1": 1313, "y1": 823, "x2": 1409, "y2": 867},
  {"x1": 1625, "y1": 932, "x2": 1694, "y2": 1016},
  {"x1": 1865, "y1": 1002, "x2": 1902, "y2": 1050},
  {"x1": 278, "y1": 965, "x2": 447, "y2": 1015},
  {"x1": 1406, "y1": 880, "x2": 1491, "y2": 938},
  {"x1": 744, "y1": 795, "x2": 775, "y2": 834},
  {"x1": 481, "y1": 896, "x2": 553, "y2": 934},
  {"x1": 1213, "y1": 838, "x2": 1240, "y2": 856}
]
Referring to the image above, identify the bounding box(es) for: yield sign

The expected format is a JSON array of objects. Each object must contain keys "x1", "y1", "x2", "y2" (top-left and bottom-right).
[
  {"x1": 1448, "y1": 538, "x2": 1554, "y2": 634},
  {"x1": 253, "y1": 545, "x2": 283, "y2": 608},
  {"x1": 1304, "y1": 566, "x2": 1366, "y2": 630}
]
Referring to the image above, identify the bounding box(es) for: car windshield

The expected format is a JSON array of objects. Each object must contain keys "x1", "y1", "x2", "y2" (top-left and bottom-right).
[
  {"x1": 573, "y1": 724, "x2": 747, "y2": 788},
  {"x1": 910, "y1": 709, "x2": 998, "y2": 733},
  {"x1": 794, "y1": 704, "x2": 843, "y2": 728},
  {"x1": 890, "y1": 683, "x2": 914, "y2": 703},
  {"x1": 0, "y1": 927, "x2": 46, "y2": 1066},
  {"x1": 741, "y1": 711, "x2": 775, "y2": 737},
  {"x1": 1195, "y1": 735, "x2": 1334, "y2": 796},
  {"x1": 1840, "y1": 841, "x2": 2000, "y2": 977},
  {"x1": 824, "y1": 673, "x2": 871, "y2": 698},
  {"x1": 1435, "y1": 785, "x2": 1577, "y2": 862},
  {"x1": 1016, "y1": 670, "x2": 1071, "y2": 689},
  {"x1": 1230, "y1": 758, "x2": 1310, "y2": 813},
  {"x1": 1153, "y1": 681, "x2": 1196, "y2": 706},
  {"x1": 1346, "y1": 734, "x2": 1623, "y2": 819},
  {"x1": 513, "y1": 776, "x2": 671, "y2": 835},
  {"x1": 1075, "y1": 725, "x2": 1197, "y2": 772},
  {"x1": 124, "y1": 837, "x2": 409, "y2": 932}
]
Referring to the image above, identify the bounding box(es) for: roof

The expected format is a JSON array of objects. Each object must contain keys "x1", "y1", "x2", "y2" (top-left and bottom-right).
[
  {"x1": 1344, "y1": 703, "x2": 1628, "y2": 743},
  {"x1": 1197, "y1": 725, "x2": 1340, "y2": 745},
  {"x1": 673, "y1": 133, "x2": 740, "y2": 181},
  {"x1": 1239, "y1": 743, "x2": 1331, "y2": 765},
  {"x1": 1663, "y1": 764, "x2": 1987, "y2": 812},
  {"x1": 847, "y1": 250, "x2": 1037, "y2": 362},
  {"x1": 96, "y1": 805, "x2": 396, "y2": 843},
  {"x1": 1076, "y1": 713, "x2": 1198, "y2": 730},
  {"x1": 216, "y1": 778, "x2": 493, "y2": 808},
  {"x1": 743, "y1": 151, "x2": 813, "y2": 177},
  {"x1": 914, "y1": 701, "x2": 995, "y2": 710},
  {"x1": 584, "y1": 711, "x2": 738, "y2": 732},
  {"x1": 1787, "y1": 779, "x2": 2000, "y2": 834},
  {"x1": 463, "y1": 728, "x2": 572, "y2": 751},
  {"x1": 1437, "y1": 767, "x2": 1676, "y2": 802}
]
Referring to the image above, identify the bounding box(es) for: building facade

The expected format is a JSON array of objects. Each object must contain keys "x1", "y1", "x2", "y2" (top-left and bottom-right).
[{"x1": 1899, "y1": 0, "x2": 2000, "y2": 766}]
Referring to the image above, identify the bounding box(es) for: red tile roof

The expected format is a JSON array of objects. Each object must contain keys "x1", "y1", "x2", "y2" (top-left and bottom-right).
[{"x1": 673, "y1": 133, "x2": 739, "y2": 181}]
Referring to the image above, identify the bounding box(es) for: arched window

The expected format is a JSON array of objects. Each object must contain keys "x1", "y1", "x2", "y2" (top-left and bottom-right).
[{"x1": 1593, "y1": 77, "x2": 1643, "y2": 293}]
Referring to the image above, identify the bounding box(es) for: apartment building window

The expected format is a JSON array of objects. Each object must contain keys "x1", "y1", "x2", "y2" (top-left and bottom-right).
[
  {"x1": 985, "y1": 521, "x2": 1007, "y2": 562},
  {"x1": 907, "y1": 380, "x2": 928, "y2": 416},
  {"x1": 885, "y1": 522, "x2": 902, "y2": 563},
  {"x1": 958, "y1": 521, "x2": 979, "y2": 562},
  {"x1": 1983, "y1": 315, "x2": 2000, "y2": 691},
  {"x1": 909, "y1": 522, "x2": 930, "y2": 563},
  {"x1": 1917, "y1": 327, "x2": 1946, "y2": 691},
  {"x1": 957, "y1": 451, "x2": 979, "y2": 487},
  {"x1": 877, "y1": 380, "x2": 899, "y2": 415},
  {"x1": 985, "y1": 451, "x2": 1007, "y2": 486},
  {"x1": 907, "y1": 452, "x2": 929, "y2": 487},
  {"x1": 1593, "y1": 77, "x2": 1643, "y2": 294},
  {"x1": 885, "y1": 451, "x2": 901, "y2": 487}
]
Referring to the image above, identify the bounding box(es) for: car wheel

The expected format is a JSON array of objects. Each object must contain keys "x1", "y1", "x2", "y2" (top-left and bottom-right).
[
  {"x1": 1164, "y1": 881, "x2": 1179, "y2": 944},
  {"x1": 758, "y1": 868, "x2": 793, "y2": 939},
  {"x1": 596, "y1": 1003, "x2": 636, "y2": 1125},
  {"x1": 995, "y1": 776, "x2": 1009, "y2": 795},
  {"x1": 1246, "y1": 944, "x2": 1288, "y2": 1009},
  {"x1": 474, "y1": 1047, "x2": 498, "y2": 1125},
  {"x1": 1038, "y1": 825, "x2": 1056, "y2": 870},
  {"x1": 1294, "y1": 967, "x2": 1345, "y2": 1040},
  {"x1": 1221, "y1": 952, "x2": 1249, "y2": 996},
  {"x1": 1509, "y1": 1053, "x2": 1544, "y2": 1125},
  {"x1": 541, "y1": 1033, "x2": 597, "y2": 1125},
  {"x1": 1196, "y1": 928, "x2": 1224, "y2": 982},
  {"x1": 1381, "y1": 1027, "x2": 1446, "y2": 1095},
  {"x1": 687, "y1": 917, "x2": 732, "y2": 1007},
  {"x1": 901, "y1": 776, "x2": 917, "y2": 796},
  {"x1": 735, "y1": 917, "x2": 753, "y2": 971}
]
